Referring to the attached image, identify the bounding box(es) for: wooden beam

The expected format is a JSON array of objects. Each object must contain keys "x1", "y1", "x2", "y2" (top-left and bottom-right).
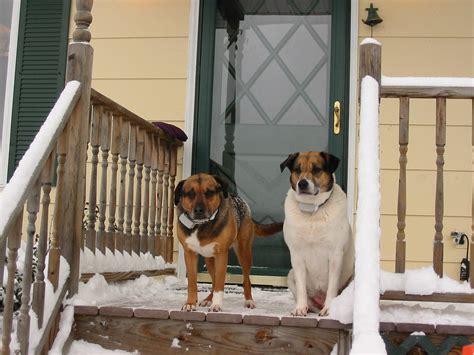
[
  {"x1": 381, "y1": 86, "x2": 474, "y2": 99},
  {"x1": 381, "y1": 291, "x2": 474, "y2": 303}
]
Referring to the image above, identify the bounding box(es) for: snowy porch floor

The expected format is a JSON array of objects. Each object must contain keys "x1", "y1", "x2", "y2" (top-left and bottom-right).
[{"x1": 65, "y1": 274, "x2": 474, "y2": 353}]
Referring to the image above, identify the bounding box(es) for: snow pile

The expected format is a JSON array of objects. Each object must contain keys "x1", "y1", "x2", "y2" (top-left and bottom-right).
[
  {"x1": 382, "y1": 75, "x2": 474, "y2": 88},
  {"x1": 80, "y1": 248, "x2": 173, "y2": 274},
  {"x1": 68, "y1": 340, "x2": 139, "y2": 354},
  {"x1": 49, "y1": 306, "x2": 75, "y2": 354},
  {"x1": 171, "y1": 338, "x2": 181, "y2": 348},
  {"x1": 380, "y1": 268, "x2": 474, "y2": 295},
  {"x1": 28, "y1": 257, "x2": 70, "y2": 354},
  {"x1": 0, "y1": 81, "x2": 81, "y2": 240},
  {"x1": 351, "y1": 75, "x2": 386, "y2": 354},
  {"x1": 361, "y1": 38, "x2": 381, "y2": 46}
]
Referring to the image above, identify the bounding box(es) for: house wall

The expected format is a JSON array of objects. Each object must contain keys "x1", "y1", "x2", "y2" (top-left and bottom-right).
[
  {"x1": 75, "y1": 0, "x2": 472, "y2": 281},
  {"x1": 358, "y1": 0, "x2": 473, "y2": 279}
]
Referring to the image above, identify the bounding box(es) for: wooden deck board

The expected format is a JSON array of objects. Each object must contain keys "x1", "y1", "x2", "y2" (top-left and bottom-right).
[{"x1": 73, "y1": 314, "x2": 340, "y2": 354}]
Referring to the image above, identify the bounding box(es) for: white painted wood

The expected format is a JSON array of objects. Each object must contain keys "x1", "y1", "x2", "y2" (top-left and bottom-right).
[
  {"x1": 346, "y1": 0, "x2": 359, "y2": 226},
  {"x1": 0, "y1": 0, "x2": 21, "y2": 187},
  {"x1": 179, "y1": 0, "x2": 200, "y2": 280}
]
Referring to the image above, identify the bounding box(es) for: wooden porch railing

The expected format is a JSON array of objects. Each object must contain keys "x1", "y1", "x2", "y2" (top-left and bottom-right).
[
  {"x1": 84, "y1": 89, "x2": 181, "y2": 264},
  {"x1": 0, "y1": 0, "x2": 182, "y2": 353},
  {"x1": 359, "y1": 41, "x2": 474, "y2": 296}
]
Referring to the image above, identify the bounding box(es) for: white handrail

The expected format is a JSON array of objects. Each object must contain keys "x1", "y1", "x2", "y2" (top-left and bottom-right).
[{"x1": 0, "y1": 80, "x2": 81, "y2": 243}]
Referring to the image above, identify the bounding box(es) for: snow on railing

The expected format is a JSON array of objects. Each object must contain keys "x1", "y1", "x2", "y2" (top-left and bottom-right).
[
  {"x1": 0, "y1": 81, "x2": 81, "y2": 241},
  {"x1": 351, "y1": 40, "x2": 386, "y2": 354}
]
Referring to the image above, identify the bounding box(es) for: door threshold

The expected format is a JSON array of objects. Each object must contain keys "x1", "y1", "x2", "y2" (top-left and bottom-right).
[{"x1": 197, "y1": 273, "x2": 288, "y2": 287}]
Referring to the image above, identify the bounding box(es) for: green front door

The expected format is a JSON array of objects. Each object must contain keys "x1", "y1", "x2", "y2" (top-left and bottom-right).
[{"x1": 193, "y1": 0, "x2": 350, "y2": 277}]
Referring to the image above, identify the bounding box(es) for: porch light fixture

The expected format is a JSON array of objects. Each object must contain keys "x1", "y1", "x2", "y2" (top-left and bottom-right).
[{"x1": 362, "y1": 3, "x2": 383, "y2": 37}]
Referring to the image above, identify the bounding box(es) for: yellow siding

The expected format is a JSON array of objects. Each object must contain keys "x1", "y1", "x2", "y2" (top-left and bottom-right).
[{"x1": 358, "y1": 0, "x2": 473, "y2": 279}]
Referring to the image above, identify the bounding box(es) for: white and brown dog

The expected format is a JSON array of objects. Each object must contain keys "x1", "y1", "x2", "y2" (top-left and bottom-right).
[
  {"x1": 280, "y1": 152, "x2": 354, "y2": 317},
  {"x1": 175, "y1": 173, "x2": 283, "y2": 312}
]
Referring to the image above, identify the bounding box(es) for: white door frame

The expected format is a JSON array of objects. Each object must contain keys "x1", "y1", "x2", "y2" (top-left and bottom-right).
[
  {"x1": 178, "y1": 0, "x2": 360, "y2": 280},
  {"x1": 0, "y1": 0, "x2": 22, "y2": 188}
]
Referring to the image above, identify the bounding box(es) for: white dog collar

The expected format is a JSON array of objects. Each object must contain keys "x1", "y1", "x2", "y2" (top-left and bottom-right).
[
  {"x1": 179, "y1": 209, "x2": 219, "y2": 229},
  {"x1": 298, "y1": 188, "x2": 333, "y2": 214}
]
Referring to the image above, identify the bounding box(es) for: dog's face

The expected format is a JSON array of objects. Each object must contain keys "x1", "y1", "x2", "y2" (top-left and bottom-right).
[
  {"x1": 174, "y1": 173, "x2": 228, "y2": 220},
  {"x1": 280, "y1": 152, "x2": 340, "y2": 196}
]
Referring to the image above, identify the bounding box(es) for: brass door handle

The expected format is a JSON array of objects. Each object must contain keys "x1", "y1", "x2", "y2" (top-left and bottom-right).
[{"x1": 333, "y1": 101, "x2": 341, "y2": 135}]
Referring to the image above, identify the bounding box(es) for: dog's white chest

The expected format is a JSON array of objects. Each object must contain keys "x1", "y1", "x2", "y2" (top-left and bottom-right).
[{"x1": 186, "y1": 230, "x2": 216, "y2": 257}]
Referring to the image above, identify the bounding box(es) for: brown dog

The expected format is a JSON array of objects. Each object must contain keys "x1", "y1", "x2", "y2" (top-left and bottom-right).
[{"x1": 174, "y1": 173, "x2": 282, "y2": 312}]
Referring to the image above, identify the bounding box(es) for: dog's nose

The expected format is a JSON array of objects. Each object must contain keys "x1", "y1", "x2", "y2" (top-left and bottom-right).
[
  {"x1": 298, "y1": 179, "x2": 309, "y2": 190},
  {"x1": 193, "y1": 203, "x2": 205, "y2": 217}
]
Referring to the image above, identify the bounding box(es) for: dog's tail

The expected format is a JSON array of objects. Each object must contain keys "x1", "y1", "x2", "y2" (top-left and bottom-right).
[{"x1": 253, "y1": 220, "x2": 283, "y2": 237}]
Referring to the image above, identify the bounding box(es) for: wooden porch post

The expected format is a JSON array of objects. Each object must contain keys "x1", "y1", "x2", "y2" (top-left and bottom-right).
[{"x1": 59, "y1": 0, "x2": 94, "y2": 296}]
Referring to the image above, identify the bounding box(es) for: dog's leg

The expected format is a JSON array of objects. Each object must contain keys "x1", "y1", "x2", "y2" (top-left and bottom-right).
[
  {"x1": 209, "y1": 250, "x2": 228, "y2": 312},
  {"x1": 290, "y1": 256, "x2": 308, "y2": 316},
  {"x1": 199, "y1": 257, "x2": 215, "y2": 307},
  {"x1": 235, "y1": 235, "x2": 255, "y2": 309},
  {"x1": 182, "y1": 249, "x2": 198, "y2": 311},
  {"x1": 319, "y1": 251, "x2": 343, "y2": 316}
]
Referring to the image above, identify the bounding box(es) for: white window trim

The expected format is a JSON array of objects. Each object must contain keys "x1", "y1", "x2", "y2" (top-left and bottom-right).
[
  {"x1": 179, "y1": 0, "x2": 359, "y2": 278},
  {"x1": 0, "y1": 0, "x2": 21, "y2": 188}
]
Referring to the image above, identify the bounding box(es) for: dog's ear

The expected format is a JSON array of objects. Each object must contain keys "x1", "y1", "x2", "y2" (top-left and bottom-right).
[
  {"x1": 212, "y1": 175, "x2": 229, "y2": 198},
  {"x1": 174, "y1": 179, "x2": 186, "y2": 206},
  {"x1": 322, "y1": 152, "x2": 340, "y2": 174},
  {"x1": 280, "y1": 153, "x2": 299, "y2": 173}
]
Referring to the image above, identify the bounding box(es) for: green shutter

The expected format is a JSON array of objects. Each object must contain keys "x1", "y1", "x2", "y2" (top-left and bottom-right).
[{"x1": 7, "y1": 0, "x2": 71, "y2": 180}]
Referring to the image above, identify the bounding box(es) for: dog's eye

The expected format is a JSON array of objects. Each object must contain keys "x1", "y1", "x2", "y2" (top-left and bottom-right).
[
  {"x1": 294, "y1": 166, "x2": 301, "y2": 174},
  {"x1": 185, "y1": 190, "x2": 196, "y2": 199},
  {"x1": 312, "y1": 166, "x2": 322, "y2": 174},
  {"x1": 205, "y1": 190, "x2": 215, "y2": 198}
]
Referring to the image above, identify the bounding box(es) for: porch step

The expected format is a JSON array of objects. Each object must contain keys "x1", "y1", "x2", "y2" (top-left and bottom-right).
[
  {"x1": 70, "y1": 306, "x2": 474, "y2": 354},
  {"x1": 71, "y1": 306, "x2": 350, "y2": 354}
]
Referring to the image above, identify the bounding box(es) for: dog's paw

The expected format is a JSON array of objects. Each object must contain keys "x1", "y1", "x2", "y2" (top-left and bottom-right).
[
  {"x1": 199, "y1": 299, "x2": 212, "y2": 307},
  {"x1": 181, "y1": 303, "x2": 196, "y2": 312},
  {"x1": 291, "y1": 306, "x2": 308, "y2": 317},
  {"x1": 318, "y1": 306, "x2": 330, "y2": 317},
  {"x1": 208, "y1": 303, "x2": 222, "y2": 312},
  {"x1": 244, "y1": 299, "x2": 256, "y2": 309}
]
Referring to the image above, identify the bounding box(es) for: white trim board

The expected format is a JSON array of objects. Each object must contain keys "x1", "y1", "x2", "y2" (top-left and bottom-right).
[
  {"x1": 178, "y1": 1, "x2": 360, "y2": 280},
  {"x1": 0, "y1": 0, "x2": 21, "y2": 187},
  {"x1": 178, "y1": 0, "x2": 200, "y2": 280}
]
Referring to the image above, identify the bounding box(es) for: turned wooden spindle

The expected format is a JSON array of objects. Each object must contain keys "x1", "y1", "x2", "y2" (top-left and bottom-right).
[
  {"x1": 86, "y1": 104, "x2": 101, "y2": 252},
  {"x1": 116, "y1": 119, "x2": 130, "y2": 253},
  {"x1": 32, "y1": 154, "x2": 55, "y2": 328},
  {"x1": 18, "y1": 184, "x2": 41, "y2": 354},
  {"x1": 97, "y1": 108, "x2": 112, "y2": 254},
  {"x1": 141, "y1": 132, "x2": 152, "y2": 254},
  {"x1": 2, "y1": 212, "x2": 23, "y2": 354},
  {"x1": 155, "y1": 137, "x2": 165, "y2": 257},
  {"x1": 161, "y1": 141, "x2": 171, "y2": 262},
  {"x1": 149, "y1": 135, "x2": 159, "y2": 255},
  {"x1": 433, "y1": 97, "x2": 446, "y2": 277},
  {"x1": 396, "y1": 97, "x2": 409, "y2": 273},
  {"x1": 49, "y1": 138, "x2": 67, "y2": 291},
  {"x1": 167, "y1": 144, "x2": 178, "y2": 262},
  {"x1": 125, "y1": 125, "x2": 137, "y2": 254},
  {"x1": 133, "y1": 128, "x2": 145, "y2": 255},
  {"x1": 107, "y1": 115, "x2": 122, "y2": 253}
]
